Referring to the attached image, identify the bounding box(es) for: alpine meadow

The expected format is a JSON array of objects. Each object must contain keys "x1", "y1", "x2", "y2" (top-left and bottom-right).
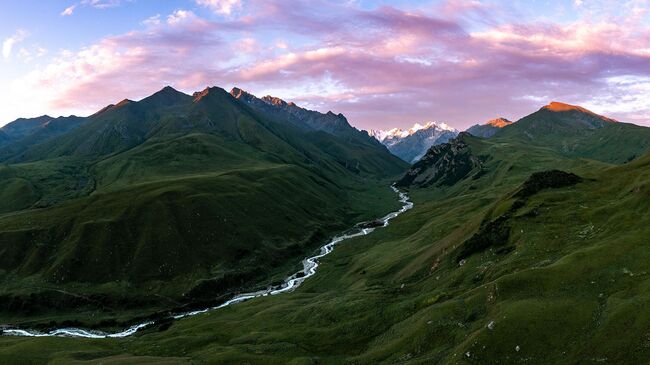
[{"x1": 1, "y1": 1, "x2": 650, "y2": 364}]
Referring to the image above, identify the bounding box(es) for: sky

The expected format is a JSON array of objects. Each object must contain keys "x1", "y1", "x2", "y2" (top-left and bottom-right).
[{"x1": 1, "y1": 0, "x2": 650, "y2": 131}]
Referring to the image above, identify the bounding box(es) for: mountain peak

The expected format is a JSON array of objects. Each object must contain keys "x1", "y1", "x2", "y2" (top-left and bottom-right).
[
  {"x1": 230, "y1": 88, "x2": 297, "y2": 107},
  {"x1": 369, "y1": 121, "x2": 460, "y2": 163},
  {"x1": 193, "y1": 87, "x2": 221, "y2": 102},
  {"x1": 543, "y1": 101, "x2": 590, "y2": 113},
  {"x1": 370, "y1": 121, "x2": 457, "y2": 142},
  {"x1": 140, "y1": 86, "x2": 191, "y2": 107},
  {"x1": 155, "y1": 85, "x2": 186, "y2": 97},
  {"x1": 90, "y1": 99, "x2": 132, "y2": 115},
  {"x1": 115, "y1": 99, "x2": 133, "y2": 107},
  {"x1": 540, "y1": 101, "x2": 617, "y2": 124},
  {"x1": 465, "y1": 118, "x2": 512, "y2": 138},
  {"x1": 11, "y1": 115, "x2": 53, "y2": 123},
  {"x1": 486, "y1": 118, "x2": 512, "y2": 128},
  {"x1": 1, "y1": 115, "x2": 54, "y2": 134},
  {"x1": 161, "y1": 85, "x2": 178, "y2": 92},
  {"x1": 230, "y1": 87, "x2": 252, "y2": 99},
  {"x1": 261, "y1": 95, "x2": 296, "y2": 107},
  {"x1": 261, "y1": 95, "x2": 286, "y2": 106}
]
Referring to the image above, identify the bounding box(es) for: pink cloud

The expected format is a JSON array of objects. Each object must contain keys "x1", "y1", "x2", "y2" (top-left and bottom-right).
[
  {"x1": 13, "y1": 0, "x2": 650, "y2": 130},
  {"x1": 60, "y1": 5, "x2": 77, "y2": 16},
  {"x1": 196, "y1": 0, "x2": 243, "y2": 15}
]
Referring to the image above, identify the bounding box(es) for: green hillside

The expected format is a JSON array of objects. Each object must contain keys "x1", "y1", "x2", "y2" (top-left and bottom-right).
[
  {"x1": 3, "y1": 124, "x2": 650, "y2": 364},
  {"x1": 495, "y1": 102, "x2": 650, "y2": 163},
  {"x1": 0, "y1": 86, "x2": 408, "y2": 329},
  {"x1": 0, "y1": 115, "x2": 88, "y2": 161},
  {"x1": 2, "y1": 101, "x2": 650, "y2": 364}
]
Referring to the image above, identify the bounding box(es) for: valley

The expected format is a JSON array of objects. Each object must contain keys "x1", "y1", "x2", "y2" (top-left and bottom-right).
[
  {"x1": 3, "y1": 2, "x2": 649, "y2": 363},
  {"x1": 1, "y1": 97, "x2": 650, "y2": 364},
  {"x1": 0, "y1": 86, "x2": 407, "y2": 333},
  {"x1": 3, "y1": 187, "x2": 413, "y2": 338}
]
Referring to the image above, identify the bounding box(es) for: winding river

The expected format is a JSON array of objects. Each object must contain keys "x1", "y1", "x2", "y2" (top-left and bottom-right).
[{"x1": 2, "y1": 186, "x2": 412, "y2": 339}]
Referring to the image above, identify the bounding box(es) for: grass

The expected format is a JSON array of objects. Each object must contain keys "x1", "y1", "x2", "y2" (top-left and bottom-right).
[
  {"x1": 0, "y1": 158, "x2": 94, "y2": 212},
  {"x1": 0, "y1": 88, "x2": 408, "y2": 331},
  {"x1": 2, "y1": 134, "x2": 649, "y2": 364},
  {"x1": 3, "y1": 97, "x2": 650, "y2": 363},
  {"x1": 0, "y1": 122, "x2": 405, "y2": 328},
  {"x1": 496, "y1": 107, "x2": 650, "y2": 164},
  {"x1": 0, "y1": 160, "x2": 400, "y2": 327}
]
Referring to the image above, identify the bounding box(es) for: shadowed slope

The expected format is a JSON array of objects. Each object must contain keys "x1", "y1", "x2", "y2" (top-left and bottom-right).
[
  {"x1": 0, "y1": 115, "x2": 88, "y2": 160},
  {"x1": 0, "y1": 85, "x2": 408, "y2": 328},
  {"x1": 230, "y1": 87, "x2": 379, "y2": 145}
]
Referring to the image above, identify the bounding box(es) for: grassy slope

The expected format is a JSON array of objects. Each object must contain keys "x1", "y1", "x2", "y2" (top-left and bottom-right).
[
  {"x1": 0, "y1": 129, "x2": 403, "y2": 326},
  {"x1": 495, "y1": 107, "x2": 650, "y2": 164},
  {"x1": 3, "y1": 136, "x2": 650, "y2": 364},
  {"x1": 0, "y1": 158, "x2": 94, "y2": 213},
  {"x1": 0, "y1": 116, "x2": 88, "y2": 162},
  {"x1": 0, "y1": 87, "x2": 409, "y2": 329}
]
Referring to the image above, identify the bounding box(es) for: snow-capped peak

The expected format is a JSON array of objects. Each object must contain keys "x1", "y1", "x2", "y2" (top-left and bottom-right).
[
  {"x1": 368, "y1": 121, "x2": 460, "y2": 163},
  {"x1": 370, "y1": 121, "x2": 457, "y2": 142}
]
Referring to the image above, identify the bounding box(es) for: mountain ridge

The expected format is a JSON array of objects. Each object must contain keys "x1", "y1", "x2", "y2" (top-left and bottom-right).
[
  {"x1": 8, "y1": 99, "x2": 650, "y2": 363},
  {"x1": 542, "y1": 101, "x2": 617, "y2": 122},
  {"x1": 4, "y1": 96, "x2": 650, "y2": 363},
  {"x1": 369, "y1": 121, "x2": 459, "y2": 163},
  {"x1": 0, "y1": 84, "x2": 409, "y2": 328},
  {"x1": 400, "y1": 101, "x2": 650, "y2": 189},
  {"x1": 466, "y1": 117, "x2": 512, "y2": 138},
  {"x1": 229, "y1": 87, "x2": 367, "y2": 140}
]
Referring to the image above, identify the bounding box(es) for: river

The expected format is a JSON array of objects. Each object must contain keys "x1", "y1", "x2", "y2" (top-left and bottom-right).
[{"x1": 2, "y1": 186, "x2": 412, "y2": 339}]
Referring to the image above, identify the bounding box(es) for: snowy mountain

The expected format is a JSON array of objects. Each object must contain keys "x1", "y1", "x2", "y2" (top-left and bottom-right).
[{"x1": 369, "y1": 121, "x2": 459, "y2": 163}]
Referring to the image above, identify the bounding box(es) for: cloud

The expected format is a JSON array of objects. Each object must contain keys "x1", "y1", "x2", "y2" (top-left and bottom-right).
[
  {"x1": 142, "y1": 14, "x2": 161, "y2": 27},
  {"x1": 61, "y1": 5, "x2": 77, "y2": 16},
  {"x1": 84, "y1": 0, "x2": 122, "y2": 9},
  {"x1": 15, "y1": 45, "x2": 47, "y2": 62},
  {"x1": 5, "y1": 0, "x2": 650, "y2": 128},
  {"x1": 60, "y1": 0, "x2": 123, "y2": 17},
  {"x1": 167, "y1": 10, "x2": 197, "y2": 25},
  {"x1": 2, "y1": 30, "x2": 28, "y2": 59},
  {"x1": 12, "y1": 12, "x2": 223, "y2": 114},
  {"x1": 196, "y1": 0, "x2": 242, "y2": 15}
]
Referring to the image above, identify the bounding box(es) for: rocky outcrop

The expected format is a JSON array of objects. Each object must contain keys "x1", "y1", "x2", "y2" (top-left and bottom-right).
[
  {"x1": 515, "y1": 170, "x2": 583, "y2": 198},
  {"x1": 396, "y1": 133, "x2": 483, "y2": 188}
]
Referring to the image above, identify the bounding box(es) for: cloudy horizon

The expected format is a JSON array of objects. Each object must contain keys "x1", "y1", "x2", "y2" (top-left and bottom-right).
[{"x1": 2, "y1": 0, "x2": 650, "y2": 130}]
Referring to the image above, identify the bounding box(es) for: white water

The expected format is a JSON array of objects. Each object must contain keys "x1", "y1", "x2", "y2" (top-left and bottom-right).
[{"x1": 2, "y1": 187, "x2": 412, "y2": 339}]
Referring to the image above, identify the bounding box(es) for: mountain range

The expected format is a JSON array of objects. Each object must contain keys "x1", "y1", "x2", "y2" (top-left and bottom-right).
[
  {"x1": 399, "y1": 101, "x2": 650, "y2": 188},
  {"x1": 3, "y1": 96, "x2": 650, "y2": 364},
  {"x1": 0, "y1": 85, "x2": 407, "y2": 325},
  {"x1": 230, "y1": 87, "x2": 381, "y2": 145},
  {"x1": 368, "y1": 121, "x2": 459, "y2": 163}
]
